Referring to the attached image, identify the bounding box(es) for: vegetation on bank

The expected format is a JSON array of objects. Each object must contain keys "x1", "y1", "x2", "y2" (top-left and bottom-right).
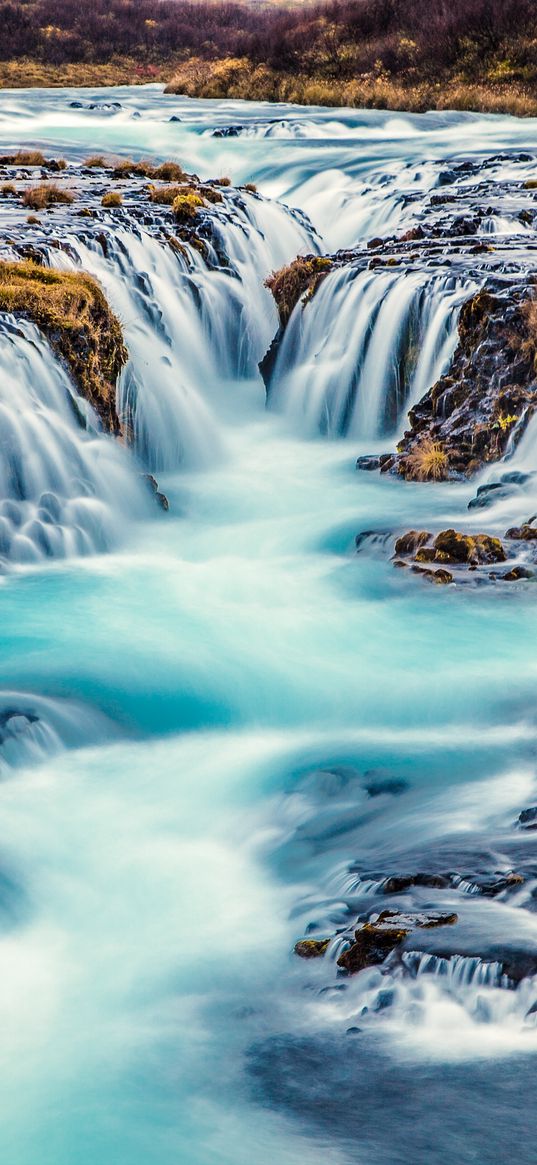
[
  {"x1": 266, "y1": 256, "x2": 333, "y2": 326},
  {"x1": 0, "y1": 261, "x2": 126, "y2": 432},
  {"x1": 2, "y1": 0, "x2": 537, "y2": 114}
]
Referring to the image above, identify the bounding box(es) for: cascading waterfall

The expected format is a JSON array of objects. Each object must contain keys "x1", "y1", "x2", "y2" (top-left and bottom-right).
[
  {"x1": 267, "y1": 266, "x2": 474, "y2": 438},
  {"x1": 0, "y1": 315, "x2": 148, "y2": 564},
  {"x1": 1, "y1": 91, "x2": 537, "y2": 1165},
  {"x1": 47, "y1": 191, "x2": 318, "y2": 471}
]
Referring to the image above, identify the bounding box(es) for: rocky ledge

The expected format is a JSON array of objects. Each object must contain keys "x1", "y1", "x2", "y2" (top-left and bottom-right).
[
  {"x1": 263, "y1": 153, "x2": 537, "y2": 477},
  {"x1": 390, "y1": 285, "x2": 537, "y2": 480}
]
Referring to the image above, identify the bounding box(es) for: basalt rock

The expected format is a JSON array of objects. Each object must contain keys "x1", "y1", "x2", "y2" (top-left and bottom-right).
[
  {"x1": 337, "y1": 909, "x2": 458, "y2": 975},
  {"x1": 392, "y1": 285, "x2": 537, "y2": 479},
  {"x1": 294, "y1": 938, "x2": 330, "y2": 959}
]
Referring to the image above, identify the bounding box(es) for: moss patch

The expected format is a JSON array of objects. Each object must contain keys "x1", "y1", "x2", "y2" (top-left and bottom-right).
[{"x1": 0, "y1": 260, "x2": 126, "y2": 433}]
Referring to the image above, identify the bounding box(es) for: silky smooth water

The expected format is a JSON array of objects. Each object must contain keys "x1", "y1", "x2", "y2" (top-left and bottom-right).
[{"x1": 2, "y1": 89, "x2": 537, "y2": 1164}]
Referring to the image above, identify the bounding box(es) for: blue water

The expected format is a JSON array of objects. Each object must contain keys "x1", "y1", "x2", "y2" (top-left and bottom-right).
[{"x1": 1, "y1": 87, "x2": 537, "y2": 1164}]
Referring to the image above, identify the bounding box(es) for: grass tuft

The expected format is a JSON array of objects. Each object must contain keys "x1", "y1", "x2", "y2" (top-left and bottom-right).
[
  {"x1": 403, "y1": 438, "x2": 450, "y2": 482},
  {"x1": 23, "y1": 183, "x2": 74, "y2": 209}
]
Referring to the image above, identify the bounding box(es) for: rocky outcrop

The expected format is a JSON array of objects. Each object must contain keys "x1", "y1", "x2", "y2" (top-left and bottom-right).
[
  {"x1": 392, "y1": 286, "x2": 537, "y2": 479},
  {"x1": 336, "y1": 909, "x2": 458, "y2": 974},
  {"x1": 354, "y1": 521, "x2": 537, "y2": 585},
  {"x1": 0, "y1": 260, "x2": 126, "y2": 434}
]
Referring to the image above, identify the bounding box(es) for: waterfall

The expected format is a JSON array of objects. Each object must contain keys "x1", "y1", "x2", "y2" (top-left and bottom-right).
[
  {"x1": 46, "y1": 191, "x2": 319, "y2": 472},
  {"x1": 266, "y1": 266, "x2": 474, "y2": 439},
  {"x1": 0, "y1": 316, "x2": 147, "y2": 565}
]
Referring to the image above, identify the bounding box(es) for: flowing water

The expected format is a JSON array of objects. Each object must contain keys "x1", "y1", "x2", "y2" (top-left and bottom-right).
[{"x1": 1, "y1": 88, "x2": 537, "y2": 1164}]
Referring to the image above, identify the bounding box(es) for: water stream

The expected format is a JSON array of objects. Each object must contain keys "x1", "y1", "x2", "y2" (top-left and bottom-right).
[{"x1": 1, "y1": 87, "x2": 537, "y2": 1164}]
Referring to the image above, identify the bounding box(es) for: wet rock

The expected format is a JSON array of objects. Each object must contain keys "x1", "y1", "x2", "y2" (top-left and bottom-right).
[
  {"x1": 294, "y1": 938, "x2": 330, "y2": 959},
  {"x1": 501, "y1": 566, "x2": 534, "y2": 580},
  {"x1": 477, "y1": 873, "x2": 525, "y2": 896},
  {"x1": 505, "y1": 523, "x2": 537, "y2": 540},
  {"x1": 212, "y1": 125, "x2": 243, "y2": 138},
  {"x1": 432, "y1": 529, "x2": 506, "y2": 565},
  {"x1": 337, "y1": 909, "x2": 458, "y2": 975},
  {"x1": 382, "y1": 873, "x2": 451, "y2": 894},
  {"x1": 356, "y1": 454, "x2": 382, "y2": 471},
  {"x1": 517, "y1": 807, "x2": 537, "y2": 829},
  {"x1": 391, "y1": 285, "x2": 537, "y2": 479},
  {"x1": 468, "y1": 480, "x2": 527, "y2": 509},
  {"x1": 411, "y1": 565, "x2": 454, "y2": 584},
  {"x1": 394, "y1": 530, "x2": 431, "y2": 556}
]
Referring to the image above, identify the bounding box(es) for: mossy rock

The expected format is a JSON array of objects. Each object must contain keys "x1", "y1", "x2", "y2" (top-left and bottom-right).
[
  {"x1": 294, "y1": 938, "x2": 330, "y2": 959},
  {"x1": 0, "y1": 260, "x2": 126, "y2": 433},
  {"x1": 433, "y1": 529, "x2": 506, "y2": 565},
  {"x1": 265, "y1": 255, "x2": 333, "y2": 326},
  {"x1": 337, "y1": 909, "x2": 458, "y2": 975}
]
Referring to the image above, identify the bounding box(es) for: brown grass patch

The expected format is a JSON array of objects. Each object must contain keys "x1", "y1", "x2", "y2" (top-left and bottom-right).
[
  {"x1": 101, "y1": 191, "x2": 123, "y2": 207},
  {"x1": 23, "y1": 183, "x2": 74, "y2": 209},
  {"x1": 403, "y1": 438, "x2": 450, "y2": 482}
]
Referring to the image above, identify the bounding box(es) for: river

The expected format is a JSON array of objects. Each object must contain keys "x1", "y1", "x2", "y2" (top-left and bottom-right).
[{"x1": 0, "y1": 86, "x2": 537, "y2": 1164}]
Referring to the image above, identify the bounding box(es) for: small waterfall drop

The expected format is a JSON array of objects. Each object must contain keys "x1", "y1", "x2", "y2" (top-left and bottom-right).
[
  {"x1": 267, "y1": 266, "x2": 474, "y2": 439},
  {"x1": 0, "y1": 316, "x2": 147, "y2": 565},
  {"x1": 47, "y1": 191, "x2": 319, "y2": 472}
]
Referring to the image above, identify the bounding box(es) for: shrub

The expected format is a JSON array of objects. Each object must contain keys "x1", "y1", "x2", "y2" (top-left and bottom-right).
[
  {"x1": 148, "y1": 182, "x2": 186, "y2": 205},
  {"x1": 85, "y1": 155, "x2": 107, "y2": 168},
  {"x1": 0, "y1": 150, "x2": 46, "y2": 166},
  {"x1": 101, "y1": 191, "x2": 123, "y2": 207},
  {"x1": 153, "y1": 161, "x2": 185, "y2": 182},
  {"x1": 112, "y1": 158, "x2": 155, "y2": 178},
  {"x1": 403, "y1": 438, "x2": 450, "y2": 482},
  {"x1": 0, "y1": 183, "x2": 17, "y2": 196},
  {"x1": 172, "y1": 191, "x2": 205, "y2": 221},
  {"x1": 23, "y1": 183, "x2": 75, "y2": 209}
]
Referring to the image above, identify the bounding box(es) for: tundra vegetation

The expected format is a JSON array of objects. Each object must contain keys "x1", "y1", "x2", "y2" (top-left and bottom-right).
[{"x1": 2, "y1": 0, "x2": 537, "y2": 115}]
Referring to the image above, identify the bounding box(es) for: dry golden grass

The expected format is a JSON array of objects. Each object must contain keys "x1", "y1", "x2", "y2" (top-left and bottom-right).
[
  {"x1": 101, "y1": 191, "x2": 123, "y2": 207},
  {"x1": 0, "y1": 183, "x2": 17, "y2": 196},
  {"x1": 0, "y1": 150, "x2": 47, "y2": 166},
  {"x1": 0, "y1": 57, "x2": 174, "y2": 88},
  {"x1": 0, "y1": 260, "x2": 126, "y2": 432},
  {"x1": 23, "y1": 182, "x2": 74, "y2": 209},
  {"x1": 266, "y1": 256, "x2": 333, "y2": 325},
  {"x1": 403, "y1": 438, "x2": 450, "y2": 482},
  {"x1": 85, "y1": 155, "x2": 107, "y2": 168},
  {"x1": 165, "y1": 57, "x2": 537, "y2": 118},
  {"x1": 153, "y1": 161, "x2": 185, "y2": 182},
  {"x1": 148, "y1": 182, "x2": 187, "y2": 205}
]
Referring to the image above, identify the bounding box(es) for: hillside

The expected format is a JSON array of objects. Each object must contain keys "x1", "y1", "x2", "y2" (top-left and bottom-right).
[{"x1": 2, "y1": 0, "x2": 537, "y2": 114}]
